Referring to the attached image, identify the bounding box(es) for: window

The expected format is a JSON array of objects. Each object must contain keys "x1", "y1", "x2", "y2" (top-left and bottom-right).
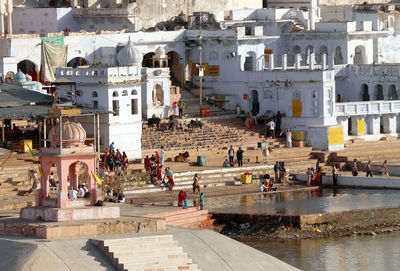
[
  {"x1": 93, "y1": 100, "x2": 98, "y2": 109},
  {"x1": 112, "y1": 91, "x2": 119, "y2": 97},
  {"x1": 131, "y1": 89, "x2": 137, "y2": 95},
  {"x1": 245, "y1": 26, "x2": 252, "y2": 36},
  {"x1": 76, "y1": 90, "x2": 82, "y2": 96},
  {"x1": 131, "y1": 99, "x2": 138, "y2": 115},
  {"x1": 112, "y1": 100, "x2": 119, "y2": 116},
  {"x1": 122, "y1": 90, "x2": 128, "y2": 96},
  {"x1": 92, "y1": 91, "x2": 98, "y2": 97}
]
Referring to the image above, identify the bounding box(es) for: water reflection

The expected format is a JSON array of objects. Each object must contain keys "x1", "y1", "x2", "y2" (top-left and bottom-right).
[
  {"x1": 243, "y1": 233, "x2": 400, "y2": 271},
  {"x1": 205, "y1": 189, "x2": 400, "y2": 216}
]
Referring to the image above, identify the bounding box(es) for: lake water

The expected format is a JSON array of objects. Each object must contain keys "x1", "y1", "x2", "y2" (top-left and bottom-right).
[
  {"x1": 242, "y1": 233, "x2": 400, "y2": 271},
  {"x1": 200, "y1": 188, "x2": 400, "y2": 271},
  {"x1": 205, "y1": 188, "x2": 400, "y2": 215}
]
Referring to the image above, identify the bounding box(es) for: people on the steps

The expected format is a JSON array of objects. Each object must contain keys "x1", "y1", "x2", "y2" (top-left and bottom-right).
[
  {"x1": 237, "y1": 147, "x2": 244, "y2": 166},
  {"x1": 193, "y1": 173, "x2": 201, "y2": 194},
  {"x1": 223, "y1": 159, "x2": 230, "y2": 167},
  {"x1": 366, "y1": 161, "x2": 373, "y2": 177},
  {"x1": 382, "y1": 160, "x2": 389, "y2": 177},
  {"x1": 228, "y1": 145, "x2": 235, "y2": 165},
  {"x1": 178, "y1": 189, "x2": 186, "y2": 206},
  {"x1": 178, "y1": 99, "x2": 185, "y2": 117}
]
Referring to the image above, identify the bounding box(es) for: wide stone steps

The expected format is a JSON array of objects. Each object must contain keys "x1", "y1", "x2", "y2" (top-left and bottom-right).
[
  {"x1": 97, "y1": 235, "x2": 200, "y2": 271},
  {"x1": 146, "y1": 207, "x2": 213, "y2": 229}
]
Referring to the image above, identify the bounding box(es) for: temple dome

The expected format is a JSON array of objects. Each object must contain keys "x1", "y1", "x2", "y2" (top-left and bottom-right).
[
  {"x1": 48, "y1": 121, "x2": 86, "y2": 148},
  {"x1": 117, "y1": 39, "x2": 142, "y2": 67},
  {"x1": 14, "y1": 70, "x2": 26, "y2": 82},
  {"x1": 154, "y1": 46, "x2": 167, "y2": 59}
]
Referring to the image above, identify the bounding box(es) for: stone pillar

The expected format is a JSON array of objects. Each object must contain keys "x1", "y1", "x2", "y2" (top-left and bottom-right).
[
  {"x1": 57, "y1": 160, "x2": 68, "y2": 208},
  {"x1": 309, "y1": 53, "x2": 315, "y2": 70},
  {"x1": 69, "y1": 163, "x2": 79, "y2": 191},
  {"x1": 321, "y1": 54, "x2": 327, "y2": 70},
  {"x1": 0, "y1": 13, "x2": 4, "y2": 37},
  {"x1": 366, "y1": 114, "x2": 380, "y2": 135},
  {"x1": 295, "y1": 54, "x2": 301, "y2": 70},
  {"x1": 337, "y1": 117, "x2": 349, "y2": 140},
  {"x1": 269, "y1": 54, "x2": 274, "y2": 70},
  {"x1": 282, "y1": 54, "x2": 287, "y2": 70},
  {"x1": 350, "y1": 116, "x2": 365, "y2": 136},
  {"x1": 383, "y1": 114, "x2": 397, "y2": 134},
  {"x1": 328, "y1": 54, "x2": 334, "y2": 69}
]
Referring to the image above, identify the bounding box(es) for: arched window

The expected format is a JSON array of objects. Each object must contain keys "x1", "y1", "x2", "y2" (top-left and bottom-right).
[
  {"x1": 388, "y1": 85, "x2": 398, "y2": 100},
  {"x1": 354, "y1": 45, "x2": 366, "y2": 65},
  {"x1": 92, "y1": 91, "x2": 98, "y2": 98},
  {"x1": 361, "y1": 84, "x2": 370, "y2": 101},
  {"x1": 288, "y1": 45, "x2": 301, "y2": 66},
  {"x1": 131, "y1": 89, "x2": 137, "y2": 95},
  {"x1": 112, "y1": 91, "x2": 119, "y2": 97},
  {"x1": 334, "y1": 46, "x2": 344, "y2": 65},
  {"x1": 317, "y1": 46, "x2": 328, "y2": 64},
  {"x1": 153, "y1": 84, "x2": 164, "y2": 106},
  {"x1": 374, "y1": 84, "x2": 384, "y2": 100},
  {"x1": 122, "y1": 90, "x2": 128, "y2": 96}
]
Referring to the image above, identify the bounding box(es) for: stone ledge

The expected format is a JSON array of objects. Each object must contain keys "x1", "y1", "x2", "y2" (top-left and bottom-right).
[{"x1": 0, "y1": 216, "x2": 165, "y2": 239}]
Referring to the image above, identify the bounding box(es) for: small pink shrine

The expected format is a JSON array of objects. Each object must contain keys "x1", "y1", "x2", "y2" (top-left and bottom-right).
[{"x1": 20, "y1": 108, "x2": 120, "y2": 222}]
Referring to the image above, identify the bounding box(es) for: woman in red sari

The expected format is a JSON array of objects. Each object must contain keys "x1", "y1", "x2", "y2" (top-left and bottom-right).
[{"x1": 315, "y1": 166, "x2": 324, "y2": 186}]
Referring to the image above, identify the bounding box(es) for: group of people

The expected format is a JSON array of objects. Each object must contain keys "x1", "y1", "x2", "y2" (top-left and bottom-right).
[
  {"x1": 306, "y1": 166, "x2": 325, "y2": 186},
  {"x1": 171, "y1": 99, "x2": 186, "y2": 117},
  {"x1": 68, "y1": 184, "x2": 89, "y2": 201},
  {"x1": 223, "y1": 146, "x2": 245, "y2": 167},
  {"x1": 101, "y1": 142, "x2": 129, "y2": 175},
  {"x1": 273, "y1": 161, "x2": 288, "y2": 184},
  {"x1": 353, "y1": 159, "x2": 389, "y2": 177},
  {"x1": 143, "y1": 146, "x2": 176, "y2": 191}
]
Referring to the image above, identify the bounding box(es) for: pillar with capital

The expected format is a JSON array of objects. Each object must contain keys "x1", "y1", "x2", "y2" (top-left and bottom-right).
[
  {"x1": 366, "y1": 114, "x2": 381, "y2": 135},
  {"x1": 383, "y1": 114, "x2": 397, "y2": 134}
]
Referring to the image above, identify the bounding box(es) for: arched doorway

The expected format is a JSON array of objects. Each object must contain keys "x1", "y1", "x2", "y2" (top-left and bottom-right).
[
  {"x1": 167, "y1": 51, "x2": 180, "y2": 86},
  {"x1": 153, "y1": 84, "x2": 164, "y2": 106},
  {"x1": 67, "y1": 57, "x2": 89, "y2": 68},
  {"x1": 142, "y1": 52, "x2": 155, "y2": 68},
  {"x1": 17, "y1": 60, "x2": 37, "y2": 74},
  {"x1": 288, "y1": 45, "x2": 301, "y2": 66},
  {"x1": 375, "y1": 84, "x2": 384, "y2": 100},
  {"x1": 304, "y1": 45, "x2": 314, "y2": 65},
  {"x1": 317, "y1": 46, "x2": 328, "y2": 64},
  {"x1": 244, "y1": 51, "x2": 256, "y2": 71},
  {"x1": 354, "y1": 45, "x2": 366, "y2": 64},
  {"x1": 250, "y1": 89, "x2": 260, "y2": 116},
  {"x1": 334, "y1": 46, "x2": 344, "y2": 65},
  {"x1": 361, "y1": 84, "x2": 370, "y2": 101},
  {"x1": 388, "y1": 85, "x2": 398, "y2": 100}
]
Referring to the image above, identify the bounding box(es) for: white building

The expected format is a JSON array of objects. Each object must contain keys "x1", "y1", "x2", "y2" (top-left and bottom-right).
[
  {"x1": 2, "y1": 3, "x2": 400, "y2": 151},
  {"x1": 55, "y1": 40, "x2": 171, "y2": 158}
]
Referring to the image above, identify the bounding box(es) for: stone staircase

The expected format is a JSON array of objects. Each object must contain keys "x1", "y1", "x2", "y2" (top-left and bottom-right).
[
  {"x1": 311, "y1": 136, "x2": 400, "y2": 170},
  {"x1": 97, "y1": 235, "x2": 200, "y2": 271},
  {"x1": 125, "y1": 165, "x2": 274, "y2": 194},
  {"x1": 180, "y1": 87, "x2": 235, "y2": 118},
  {"x1": 146, "y1": 207, "x2": 215, "y2": 229},
  {"x1": 0, "y1": 152, "x2": 39, "y2": 197}
]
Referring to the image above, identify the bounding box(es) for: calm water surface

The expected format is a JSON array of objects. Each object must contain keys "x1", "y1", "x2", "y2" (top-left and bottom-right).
[
  {"x1": 242, "y1": 233, "x2": 400, "y2": 271},
  {"x1": 198, "y1": 188, "x2": 400, "y2": 271}
]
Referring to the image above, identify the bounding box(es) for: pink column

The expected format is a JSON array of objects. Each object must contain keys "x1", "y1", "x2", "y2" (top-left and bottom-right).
[
  {"x1": 36, "y1": 158, "x2": 51, "y2": 206},
  {"x1": 86, "y1": 157, "x2": 101, "y2": 205},
  {"x1": 69, "y1": 163, "x2": 79, "y2": 190},
  {"x1": 56, "y1": 159, "x2": 69, "y2": 208}
]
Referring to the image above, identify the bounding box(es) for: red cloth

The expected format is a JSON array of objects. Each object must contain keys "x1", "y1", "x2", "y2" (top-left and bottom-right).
[
  {"x1": 167, "y1": 175, "x2": 174, "y2": 190},
  {"x1": 178, "y1": 190, "x2": 186, "y2": 206}
]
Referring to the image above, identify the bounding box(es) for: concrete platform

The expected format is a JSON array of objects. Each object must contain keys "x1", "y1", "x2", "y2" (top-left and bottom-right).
[
  {"x1": 0, "y1": 215, "x2": 165, "y2": 239},
  {"x1": 20, "y1": 206, "x2": 120, "y2": 222}
]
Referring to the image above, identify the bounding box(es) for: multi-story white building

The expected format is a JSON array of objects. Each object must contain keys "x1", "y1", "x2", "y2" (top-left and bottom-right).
[{"x1": 2, "y1": 2, "x2": 400, "y2": 152}]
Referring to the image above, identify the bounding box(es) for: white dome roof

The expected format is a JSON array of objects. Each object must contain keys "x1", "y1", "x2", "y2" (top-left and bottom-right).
[
  {"x1": 117, "y1": 39, "x2": 142, "y2": 67},
  {"x1": 154, "y1": 46, "x2": 167, "y2": 59}
]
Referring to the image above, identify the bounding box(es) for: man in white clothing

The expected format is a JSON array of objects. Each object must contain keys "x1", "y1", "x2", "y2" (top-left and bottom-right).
[
  {"x1": 160, "y1": 146, "x2": 165, "y2": 167},
  {"x1": 267, "y1": 119, "x2": 275, "y2": 139}
]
